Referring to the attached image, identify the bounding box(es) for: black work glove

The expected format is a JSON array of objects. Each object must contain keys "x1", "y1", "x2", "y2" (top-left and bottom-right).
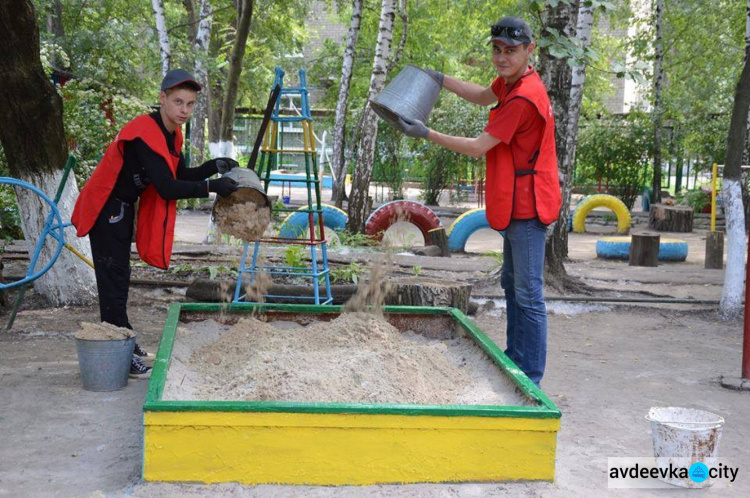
[
  {"x1": 208, "y1": 177, "x2": 239, "y2": 197},
  {"x1": 215, "y1": 158, "x2": 240, "y2": 174},
  {"x1": 425, "y1": 68, "x2": 444, "y2": 88},
  {"x1": 397, "y1": 116, "x2": 429, "y2": 139}
]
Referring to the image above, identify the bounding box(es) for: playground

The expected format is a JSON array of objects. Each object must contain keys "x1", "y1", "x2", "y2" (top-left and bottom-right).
[{"x1": 1, "y1": 189, "x2": 748, "y2": 496}]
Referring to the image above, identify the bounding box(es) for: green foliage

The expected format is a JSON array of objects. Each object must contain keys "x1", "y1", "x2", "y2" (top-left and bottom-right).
[
  {"x1": 328, "y1": 261, "x2": 364, "y2": 284},
  {"x1": 676, "y1": 189, "x2": 710, "y2": 214},
  {"x1": 0, "y1": 185, "x2": 23, "y2": 241},
  {"x1": 337, "y1": 229, "x2": 377, "y2": 247},
  {"x1": 373, "y1": 123, "x2": 406, "y2": 200},
  {"x1": 61, "y1": 78, "x2": 150, "y2": 183},
  {"x1": 284, "y1": 244, "x2": 305, "y2": 268},
  {"x1": 481, "y1": 250, "x2": 504, "y2": 272},
  {"x1": 412, "y1": 265, "x2": 422, "y2": 277},
  {"x1": 412, "y1": 94, "x2": 486, "y2": 205},
  {"x1": 575, "y1": 111, "x2": 653, "y2": 210}
]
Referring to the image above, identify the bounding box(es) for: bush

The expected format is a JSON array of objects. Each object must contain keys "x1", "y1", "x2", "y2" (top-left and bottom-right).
[
  {"x1": 574, "y1": 111, "x2": 653, "y2": 210},
  {"x1": 411, "y1": 94, "x2": 486, "y2": 205}
]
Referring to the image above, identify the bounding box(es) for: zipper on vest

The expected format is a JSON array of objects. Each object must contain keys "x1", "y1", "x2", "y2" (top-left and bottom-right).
[{"x1": 162, "y1": 199, "x2": 169, "y2": 268}]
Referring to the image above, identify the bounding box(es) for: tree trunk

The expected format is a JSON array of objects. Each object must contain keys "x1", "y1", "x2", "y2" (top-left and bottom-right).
[
  {"x1": 719, "y1": 48, "x2": 750, "y2": 319},
  {"x1": 346, "y1": 0, "x2": 397, "y2": 233},
  {"x1": 331, "y1": 0, "x2": 364, "y2": 206},
  {"x1": 648, "y1": 204, "x2": 693, "y2": 232},
  {"x1": 651, "y1": 0, "x2": 665, "y2": 200},
  {"x1": 0, "y1": 0, "x2": 95, "y2": 306},
  {"x1": 538, "y1": 1, "x2": 579, "y2": 285},
  {"x1": 151, "y1": 0, "x2": 171, "y2": 76},
  {"x1": 191, "y1": 0, "x2": 213, "y2": 167},
  {"x1": 183, "y1": 0, "x2": 198, "y2": 41},
  {"x1": 218, "y1": 0, "x2": 254, "y2": 158}
]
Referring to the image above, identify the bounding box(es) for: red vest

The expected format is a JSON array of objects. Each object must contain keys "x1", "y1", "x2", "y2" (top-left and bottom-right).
[
  {"x1": 484, "y1": 70, "x2": 561, "y2": 230},
  {"x1": 71, "y1": 114, "x2": 181, "y2": 269}
]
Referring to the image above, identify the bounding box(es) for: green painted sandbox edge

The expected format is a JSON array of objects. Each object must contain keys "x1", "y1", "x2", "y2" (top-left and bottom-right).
[{"x1": 144, "y1": 302, "x2": 561, "y2": 419}]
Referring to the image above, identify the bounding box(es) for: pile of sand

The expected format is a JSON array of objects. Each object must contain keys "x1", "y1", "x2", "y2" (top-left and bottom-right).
[
  {"x1": 75, "y1": 322, "x2": 135, "y2": 341},
  {"x1": 163, "y1": 313, "x2": 528, "y2": 406},
  {"x1": 213, "y1": 188, "x2": 271, "y2": 241}
]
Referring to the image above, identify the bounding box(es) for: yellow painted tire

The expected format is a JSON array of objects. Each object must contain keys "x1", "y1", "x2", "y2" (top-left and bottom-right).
[{"x1": 571, "y1": 194, "x2": 631, "y2": 234}]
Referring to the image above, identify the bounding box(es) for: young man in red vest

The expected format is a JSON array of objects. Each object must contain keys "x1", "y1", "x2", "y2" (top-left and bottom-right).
[
  {"x1": 398, "y1": 17, "x2": 561, "y2": 386},
  {"x1": 72, "y1": 69, "x2": 240, "y2": 379}
]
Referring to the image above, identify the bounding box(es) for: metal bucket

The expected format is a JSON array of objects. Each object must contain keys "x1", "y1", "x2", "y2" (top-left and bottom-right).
[
  {"x1": 219, "y1": 167, "x2": 270, "y2": 208},
  {"x1": 646, "y1": 407, "x2": 725, "y2": 488},
  {"x1": 75, "y1": 336, "x2": 135, "y2": 392},
  {"x1": 370, "y1": 64, "x2": 441, "y2": 133}
]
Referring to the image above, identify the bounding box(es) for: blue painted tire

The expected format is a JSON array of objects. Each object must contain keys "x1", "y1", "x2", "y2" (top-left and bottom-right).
[
  {"x1": 278, "y1": 204, "x2": 348, "y2": 239},
  {"x1": 596, "y1": 237, "x2": 688, "y2": 262},
  {"x1": 446, "y1": 208, "x2": 504, "y2": 252}
]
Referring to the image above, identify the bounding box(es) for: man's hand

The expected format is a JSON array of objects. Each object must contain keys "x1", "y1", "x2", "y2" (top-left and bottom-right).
[
  {"x1": 425, "y1": 68, "x2": 444, "y2": 88},
  {"x1": 397, "y1": 116, "x2": 429, "y2": 139},
  {"x1": 216, "y1": 158, "x2": 240, "y2": 174},
  {"x1": 208, "y1": 177, "x2": 239, "y2": 197}
]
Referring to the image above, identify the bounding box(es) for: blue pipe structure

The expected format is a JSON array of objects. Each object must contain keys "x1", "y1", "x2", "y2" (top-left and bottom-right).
[{"x1": 0, "y1": 177, "x2": 68, "y2": 290}]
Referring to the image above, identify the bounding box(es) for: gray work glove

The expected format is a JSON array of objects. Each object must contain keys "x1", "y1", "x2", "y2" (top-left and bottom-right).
[
  {"x1": 208, "y1": 177, "x2": 239, "y2": 197},
  {"x1": 397, "y1": 116, "x2": 429, "y2": 139},
  {"x1": 215, "y1": 158, "x2": 240, "y2": 174},
  {"x1": 425, "y1": 68, "x2": 444, "y2": 88}
]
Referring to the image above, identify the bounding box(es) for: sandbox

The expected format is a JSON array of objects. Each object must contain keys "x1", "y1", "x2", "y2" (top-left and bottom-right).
[{"x1": 143, "y1": 303, "x2": 561, "y2": 485}]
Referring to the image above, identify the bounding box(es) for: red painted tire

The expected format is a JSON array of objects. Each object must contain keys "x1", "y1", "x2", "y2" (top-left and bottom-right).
[{"x1": 364, "y1": 200, "x2": 442, "y2": 244}]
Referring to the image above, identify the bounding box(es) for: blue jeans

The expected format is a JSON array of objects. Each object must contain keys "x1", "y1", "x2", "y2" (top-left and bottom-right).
[{"x1": 500, "y1": 218, "x2": 548, "y2": 386}]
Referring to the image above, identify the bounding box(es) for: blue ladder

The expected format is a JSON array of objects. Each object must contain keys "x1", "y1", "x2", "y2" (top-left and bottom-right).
[{"x1": 233, "y1": 67, "x2": 333, "y2": 305}]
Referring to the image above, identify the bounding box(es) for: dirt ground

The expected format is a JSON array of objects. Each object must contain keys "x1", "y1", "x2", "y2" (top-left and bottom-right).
[{"x1": 1, "y1": 209, "x2": 748, "y2": 497}]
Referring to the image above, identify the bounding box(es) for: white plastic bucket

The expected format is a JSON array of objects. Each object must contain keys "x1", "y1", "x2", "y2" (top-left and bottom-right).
[{"x1": 646, "y1": 406, "x2": 724, "y2": 488}]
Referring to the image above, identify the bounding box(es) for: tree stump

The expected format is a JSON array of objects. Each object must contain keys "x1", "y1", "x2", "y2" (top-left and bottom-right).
[
  {"x1": 629, "y1": 232, "x2": 660, "y2": 267},
  {"x1": 385, "y1": 278, "x2": 472, "y2": 313},
  {"x1": 428, "y1": 227, "x2": 451, "y2": 257},
  {"x1": 705, "y1": 231, "x2": 724, "y2": 269},
  {"x1": 648, "y1": 204, "x2": 693, "y2": 232}
]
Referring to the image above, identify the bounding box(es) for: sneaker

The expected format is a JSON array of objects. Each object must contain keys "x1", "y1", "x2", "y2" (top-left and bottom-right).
[
  {"x1": 129, "y1": 355, "x2": 152, "y2": 379},
  {"x1": 133, "y1": 341, "x2": 155, "y2": 364}
]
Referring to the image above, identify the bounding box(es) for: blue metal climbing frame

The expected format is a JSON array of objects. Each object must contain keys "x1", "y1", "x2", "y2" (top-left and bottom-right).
[{"x1": 233, "y1": 67, "x2": 333, "y2": 305}]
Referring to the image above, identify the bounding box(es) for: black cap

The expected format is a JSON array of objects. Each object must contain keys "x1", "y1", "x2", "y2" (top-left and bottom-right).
[
  {"x1": 160, "y1": 69, "x2": 202, "y2": 92},
  {"x1": 489, "y1": 16, "x2": 533, "y2": 46}
]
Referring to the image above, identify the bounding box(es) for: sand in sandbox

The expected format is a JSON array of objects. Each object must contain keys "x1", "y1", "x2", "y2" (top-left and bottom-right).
[
  {"x1": 213, "y1": 188, "x2": 271, "y2": 241},
  {"x1": 75, "y1": 322, "x2": 135, "y2": 341},
  {"x1": 162, "y1": 313, "x2": 530, "y2": 406}
]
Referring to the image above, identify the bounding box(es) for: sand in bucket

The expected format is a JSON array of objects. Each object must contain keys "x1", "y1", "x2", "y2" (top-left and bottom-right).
[
  {"x1": 212, "y1": 168, "x2": 272, "y2": 241},
  {"x1": 646, "y1": 406, "x2": 725, "y2": 488}
]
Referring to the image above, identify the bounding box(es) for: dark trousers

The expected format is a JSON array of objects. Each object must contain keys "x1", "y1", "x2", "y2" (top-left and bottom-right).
[{"x1": 88, "y1": 197, "x2": 135, "y2": 329}]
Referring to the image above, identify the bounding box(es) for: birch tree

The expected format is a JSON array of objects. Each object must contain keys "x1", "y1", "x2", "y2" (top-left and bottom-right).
[
  {"x1": 0, "y1": 0, "x2": 95, "y2": 306},
  {"x1": 331, "y1": 0, "x2": 364, "y2": 206},
  {"x1": 191, "y1": 0, "x2": 213, "y2": 167},
  {"x1": 346, "y1": 0, "x2": 397, "y2": 233},
  {"x1": 537, "y1": 0, "x2": 579, "y2": 286},
  {"x1": 216, "y1": 0, "x2": 254, "y2": 158},
  {"x1": 152, "y1": 0, "x2": 171, "y2": 76},
  {"x1": 719, "y1": 4, "x2": 750, "y2": 320},
  {"x1": 651, "y1": 0, "x2": 665, "y2": 201}
]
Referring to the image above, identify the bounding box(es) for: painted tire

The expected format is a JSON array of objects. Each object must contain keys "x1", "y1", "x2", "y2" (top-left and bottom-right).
[
  {"x1": 596, "y1": 237, "x2": 688, "y2": 262},
  {"x1": 279, "y1": 204, "x2": 348, "y2": 239},
  {"x1": 572, "y1": 194, "x2": 631, "y2": 234},
  {"x1": 364, "y1": 200, "x2": 442, "y2": 244},
  {"x1": 446, "y1": 208, "x2": 504, "y2": 252}
]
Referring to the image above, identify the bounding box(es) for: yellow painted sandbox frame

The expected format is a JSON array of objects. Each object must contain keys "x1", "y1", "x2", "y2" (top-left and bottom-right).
[{"x1": 143, "y1": 303, "x2": 561, "y2": 485}]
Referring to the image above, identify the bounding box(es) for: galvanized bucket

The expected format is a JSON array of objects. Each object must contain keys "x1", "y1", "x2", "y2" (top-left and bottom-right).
[
  {"x1": 215, "y1": 167, "x2": 270, "y2": 209},
  {"x1": 75, "y1": 336, "x2": 135, "y2": 392},
  {"x1": 370, "y1": 64, "x2": 442, "y2": 132}
]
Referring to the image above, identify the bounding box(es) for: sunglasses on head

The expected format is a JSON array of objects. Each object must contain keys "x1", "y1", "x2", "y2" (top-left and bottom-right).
[{"x1": 491, "y1": 25, "x2": 524, "y2": 39}]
